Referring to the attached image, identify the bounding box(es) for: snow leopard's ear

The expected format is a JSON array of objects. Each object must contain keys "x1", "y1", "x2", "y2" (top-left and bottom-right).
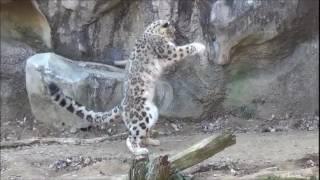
[
  {"x1": 159, "y1": 21, "x2": 174, "y2": 37},
  {"x1": 162, "y1": 22, "x2": 169, "y2": 28}
]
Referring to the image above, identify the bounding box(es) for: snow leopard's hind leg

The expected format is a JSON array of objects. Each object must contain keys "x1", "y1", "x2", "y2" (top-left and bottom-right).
[{"x1": 125, "y1": 101, "x2": 160, "y2": 155}]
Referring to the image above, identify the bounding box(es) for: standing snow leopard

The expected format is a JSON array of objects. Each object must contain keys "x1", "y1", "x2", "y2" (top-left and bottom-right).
[{"x1": 47, "y1": 20, "x2": 205, "y2": 156}]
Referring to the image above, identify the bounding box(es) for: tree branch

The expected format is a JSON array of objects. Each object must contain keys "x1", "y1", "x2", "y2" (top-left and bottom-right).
[
  {"x1": 0, "y1": 132, "x2": 127, "y2": 149},
  {"x1": 129, "y1": 133, "x2": 236, "y2": 180},
  {"x1": 169, "y1": 133, "x2": 236, "y2": 172}
]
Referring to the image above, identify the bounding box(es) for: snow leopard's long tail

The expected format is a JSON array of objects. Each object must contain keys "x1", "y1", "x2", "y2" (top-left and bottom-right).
[{"x1": 47, "y1": 82, "x2": 122, "y2": 124}]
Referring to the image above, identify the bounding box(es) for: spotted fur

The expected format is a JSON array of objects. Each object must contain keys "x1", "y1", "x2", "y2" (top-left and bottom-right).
[
  {"x1": 48, "y1": 20, "x2": 205, "y2": 156},
  {"x1": 48, "y1": 82, "x2": 121, "y2": 124}
]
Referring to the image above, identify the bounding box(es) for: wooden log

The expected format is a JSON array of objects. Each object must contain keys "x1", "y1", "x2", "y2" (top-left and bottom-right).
[
  {"x1": 129, "y1": 133, "x2": 236, "y2": 180},
  {"x1": 169, "y1": 133, "x2": 236, "y2": 172},
  {"x1": 145, "y1": 155, "x2": 171, "y2": 180},
  {"x1": 129, "y1": 157, "x2": 149, "y2": 180},
  {"x1": 0, "y1": 132, "x2": 127, "y2": 149}
]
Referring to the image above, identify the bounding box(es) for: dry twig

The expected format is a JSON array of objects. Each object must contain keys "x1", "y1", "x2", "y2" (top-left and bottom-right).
[{"x1": 0, "y1": 132, "x2": 127, "y2": 149}]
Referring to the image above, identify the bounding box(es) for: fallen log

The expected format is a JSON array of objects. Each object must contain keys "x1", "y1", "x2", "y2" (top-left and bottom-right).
[
  {"x1": 129, "y1": 133, "x2": 236, "y2": 180},
  {"x1": 0, "y1": 132, "x2": 127, "y2": 149}
]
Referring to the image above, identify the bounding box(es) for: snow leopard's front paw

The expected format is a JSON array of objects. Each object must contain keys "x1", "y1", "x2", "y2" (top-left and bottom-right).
[{"x1": 192, "y1": 42, "x2": 206, "y2": 54}]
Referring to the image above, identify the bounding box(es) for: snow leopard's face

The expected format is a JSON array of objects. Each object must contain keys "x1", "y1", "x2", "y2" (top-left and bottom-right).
[{"x1": 144, "y1": 20, "x2": 175, "y2": 41}]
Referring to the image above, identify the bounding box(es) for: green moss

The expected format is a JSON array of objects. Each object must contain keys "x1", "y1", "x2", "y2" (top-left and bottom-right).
[
  {"x1": 224, "y1": 66, "x2": 258, "y2": 118},
  {"x1": 223, "y1": 62, "x2": 263, "y2": 118}
]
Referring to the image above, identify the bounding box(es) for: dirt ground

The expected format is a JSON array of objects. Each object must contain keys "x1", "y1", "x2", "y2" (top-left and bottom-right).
[{"x1": 1, "y1": 126, "x2": 319, "y2": 180}]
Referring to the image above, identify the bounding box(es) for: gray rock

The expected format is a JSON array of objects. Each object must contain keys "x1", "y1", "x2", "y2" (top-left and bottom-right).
[
  {"x1": 1, "y1": 40, "x2": 36, "y2": 123},
  {"x1": 26, "y1": 53, "x2": 124, "y2": 129},
  {"x1": 33, "y1": 0, "x2": 318, "y2": 120},
  {"x1": 26, "y1": 52, "x2": 218, "y2": 129},
  {"x1": 211, "y1": 0, "x2": 319, "y2": 118},
  {"x1": 1, "y1": 0, "x2": 51, "y2": 50},
  {"x1": 0, "y1": 0, "x2": 52, "y2": 139}
]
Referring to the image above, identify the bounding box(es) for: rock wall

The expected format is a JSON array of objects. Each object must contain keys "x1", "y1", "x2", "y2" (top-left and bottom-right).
[
  {"x1": 1, "y1": 0, "x2": 51, "y2": 123},
  {"x1": 1, "y1": 0, "x2": 319, "y2": 130},
  {"x1": 1, "y1": 40, "x2": 35, "y2": 123},
  {"x1": 0, "y1": 0, "x2": 51, "y2": 49}
]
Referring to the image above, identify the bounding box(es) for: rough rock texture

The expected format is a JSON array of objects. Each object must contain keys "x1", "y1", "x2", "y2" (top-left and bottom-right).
[
  {"x1": 26, "y1": 53, "x2": 124, "y2": 130},
  {"x1": 3, "y1": 0, "x2": 319, "y2": 130},
  {"x1": 0, "y1": 0, "x2": 51, "y2": 49},
  {"x1": 26, "y1": 52, "x2": 213, "y2": 129},
  {"x1": 34, "y1": 0, "x2": 318, "y2": 118},
  {"x1": 0, "y1": 0, "x2": 50, "y2": 127},
  {"x1": 210, "y1": 0, "x2": 319, "y2": 119},
  {"x1": 1, "y1": 40, "x2": 36, "y2": 124}
]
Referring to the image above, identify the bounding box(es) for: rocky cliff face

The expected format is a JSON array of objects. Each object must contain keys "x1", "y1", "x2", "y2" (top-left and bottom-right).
[
  {"x1": 1, "y1": 0, "x2": 318, "y2": 131},
  {"x1": 1, "y1": 0, "x2": 50, "y2": 124}
]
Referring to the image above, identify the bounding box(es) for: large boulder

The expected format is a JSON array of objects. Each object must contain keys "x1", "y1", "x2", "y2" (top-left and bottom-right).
[
  {"x1": 26, "y1": 53, "x2": 124, "y2": 130},
  {"x1": 26, "y1": 52, "x2": 218, "y2": 129}
]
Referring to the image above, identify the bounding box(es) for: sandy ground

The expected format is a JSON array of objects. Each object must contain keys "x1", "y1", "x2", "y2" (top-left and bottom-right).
[{"x1": 1, "y1": 130, "x2": 318, "y2": 180}]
